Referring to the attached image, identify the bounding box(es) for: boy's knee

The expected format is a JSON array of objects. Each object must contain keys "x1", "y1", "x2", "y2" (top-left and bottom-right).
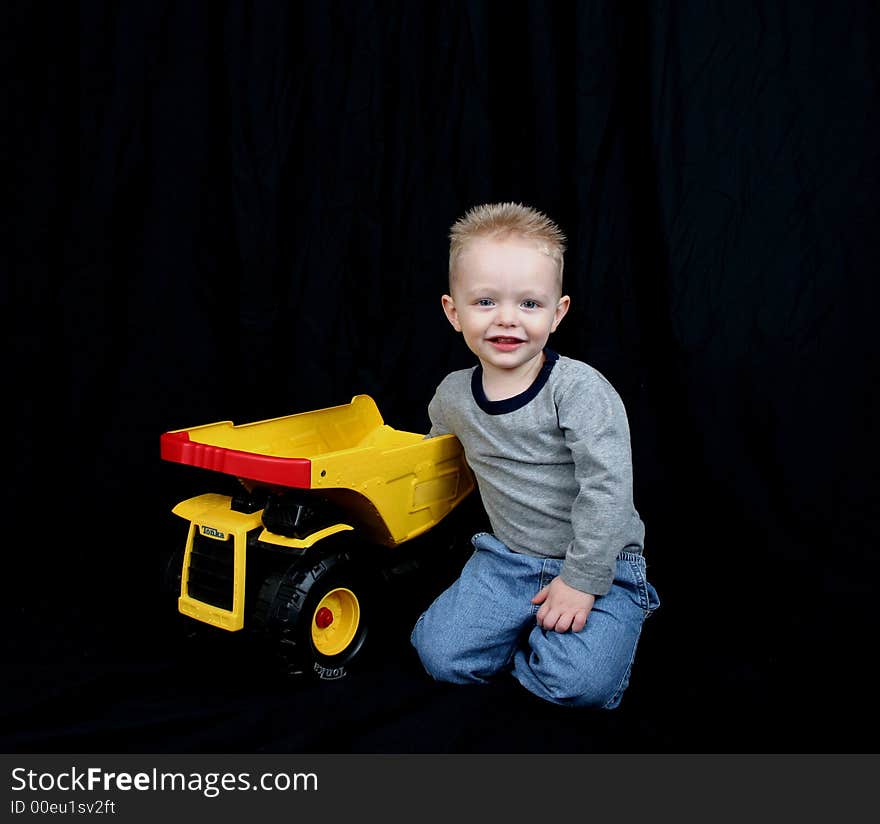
[
  {"x1": 515, "y1": 645, "x2": 630, "y2": 709},
  {"x1": 543, "y1": 668, "x2": 622, "y2": 708},
  {"x1": 564, "y1": 667, "x2": 627, "y2": 709},
  {"x1": 410, "y1": 617, "x2": 485, "y2": 685}
]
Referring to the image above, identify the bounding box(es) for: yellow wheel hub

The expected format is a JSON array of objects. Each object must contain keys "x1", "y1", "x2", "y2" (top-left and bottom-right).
[{"x1": 311, "y1": 587, "x2": 360, "y2": 656}]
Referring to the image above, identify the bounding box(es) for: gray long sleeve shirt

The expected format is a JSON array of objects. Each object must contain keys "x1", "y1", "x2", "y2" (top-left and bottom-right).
[{"x1": 428, "y1": 350, "x2": 645, "y2": 596}]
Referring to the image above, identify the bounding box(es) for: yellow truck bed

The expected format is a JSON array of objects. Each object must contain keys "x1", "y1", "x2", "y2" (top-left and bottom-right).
[{"x1": 160, "y1": 394, "x2": 473, "y2": 546}]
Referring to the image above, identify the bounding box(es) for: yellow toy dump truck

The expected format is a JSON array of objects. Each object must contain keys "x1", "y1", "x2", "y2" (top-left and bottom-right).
[{"x1": 160, "y1": 394, "x2": 474, "y2": 680}]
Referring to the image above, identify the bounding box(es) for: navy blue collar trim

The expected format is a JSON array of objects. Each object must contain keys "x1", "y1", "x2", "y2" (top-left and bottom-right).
[{"x1": 471, "y1": 349, "x2": 559, "y2": 415}]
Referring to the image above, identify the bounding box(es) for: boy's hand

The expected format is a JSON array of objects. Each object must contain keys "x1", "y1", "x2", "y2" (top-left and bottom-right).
[{"x1": 531, "y1": 576, "x2": 595, "y2": 633}]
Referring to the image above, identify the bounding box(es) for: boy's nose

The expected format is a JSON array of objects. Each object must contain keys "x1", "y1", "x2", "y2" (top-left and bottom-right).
[{"x1": 495, "y1": 305, "x2": 517, "y2": 326}]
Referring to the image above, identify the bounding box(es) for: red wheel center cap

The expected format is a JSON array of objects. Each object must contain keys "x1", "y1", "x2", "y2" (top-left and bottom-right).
[{"x1": 315, "y1": 607, "x2": 334, "y2": 629}]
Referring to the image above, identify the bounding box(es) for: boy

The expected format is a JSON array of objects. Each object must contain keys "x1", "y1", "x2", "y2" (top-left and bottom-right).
[{"x1": 410, "y1": 202, "x2": 659, "y2": 708}]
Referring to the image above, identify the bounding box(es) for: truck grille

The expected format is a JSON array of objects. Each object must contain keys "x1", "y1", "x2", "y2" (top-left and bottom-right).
[{"x1": 186, "y1": 530, "x2": 234, "y2": 610}]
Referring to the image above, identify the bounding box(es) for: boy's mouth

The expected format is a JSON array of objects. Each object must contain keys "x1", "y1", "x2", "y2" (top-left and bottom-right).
[{"x1": 487, "y1": 336, "x2": 525, "y2": 350}]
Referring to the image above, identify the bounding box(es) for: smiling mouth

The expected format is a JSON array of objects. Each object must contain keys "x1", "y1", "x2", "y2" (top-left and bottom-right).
[{"x1": 487, "y1": 336, "x2": 525, "y2": 349}]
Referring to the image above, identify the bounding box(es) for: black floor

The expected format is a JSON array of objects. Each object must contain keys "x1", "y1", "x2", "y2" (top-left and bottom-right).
[
  {"x1": 4, "y1": 560, "x2": 876, "y2": 756},
  {"x1": 4, "y1": 487, "x2": 878, "y2": 755}
]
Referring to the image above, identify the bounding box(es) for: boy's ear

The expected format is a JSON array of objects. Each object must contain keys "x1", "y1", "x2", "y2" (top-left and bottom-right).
[
  {"x1": 551, "y1": 294, "x2": 571, "y2": 332},
  {"x1": 441, "y1": 294, "x2": 461, "y2": 331}
]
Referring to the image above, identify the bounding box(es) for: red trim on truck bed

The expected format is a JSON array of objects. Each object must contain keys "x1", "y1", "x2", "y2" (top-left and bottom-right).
[{"x1": 160, "y1": 431, "x2": 312, "y2": 488}]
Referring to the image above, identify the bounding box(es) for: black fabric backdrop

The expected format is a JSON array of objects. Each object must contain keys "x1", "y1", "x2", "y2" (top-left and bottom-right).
[{"x1": 4, "y1": 0, "x2": 878, "y2": 753}]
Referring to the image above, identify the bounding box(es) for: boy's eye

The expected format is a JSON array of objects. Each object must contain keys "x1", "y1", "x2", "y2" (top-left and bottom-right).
[
  {"x1": 476, "y1": 298, "x2": 495, "y2": 306},
  {"x1": 521, "y1": 299, "x2": 539, "y2": 309}
]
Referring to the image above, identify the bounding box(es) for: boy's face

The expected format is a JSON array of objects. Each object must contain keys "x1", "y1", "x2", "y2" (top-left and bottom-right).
[{"x1": 442, "y1": 235, "x2": 570, "y2": 377}]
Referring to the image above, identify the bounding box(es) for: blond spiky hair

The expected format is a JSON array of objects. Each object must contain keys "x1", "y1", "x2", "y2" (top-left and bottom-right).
[{"x1": 448, "y1": 201, "x2": 567, "y2": 282}]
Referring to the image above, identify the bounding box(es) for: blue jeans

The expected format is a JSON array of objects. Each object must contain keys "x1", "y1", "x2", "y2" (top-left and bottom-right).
[{"x1": 410, "y1": 532, "x2": 660, "y2": 708}]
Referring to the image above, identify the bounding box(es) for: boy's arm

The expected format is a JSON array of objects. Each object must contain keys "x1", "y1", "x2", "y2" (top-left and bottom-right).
[
  {"x1": 557, "y1": 373, "x2": 644, "y2": 599},
  {"x1": 426, "y1": 383, "x2": 452, "y2": 437}
]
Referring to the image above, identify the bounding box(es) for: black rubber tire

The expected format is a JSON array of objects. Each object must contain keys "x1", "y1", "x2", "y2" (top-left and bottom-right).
[
  {"x1": 159, "y1": 542, "x2": 225, "y2": 649},
  {"x1": 160, "y1": 545, "x2": 185, "y2": 603},
  {"x1": 254, "y1": 548, "x2": 376, "y2": 681}
]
